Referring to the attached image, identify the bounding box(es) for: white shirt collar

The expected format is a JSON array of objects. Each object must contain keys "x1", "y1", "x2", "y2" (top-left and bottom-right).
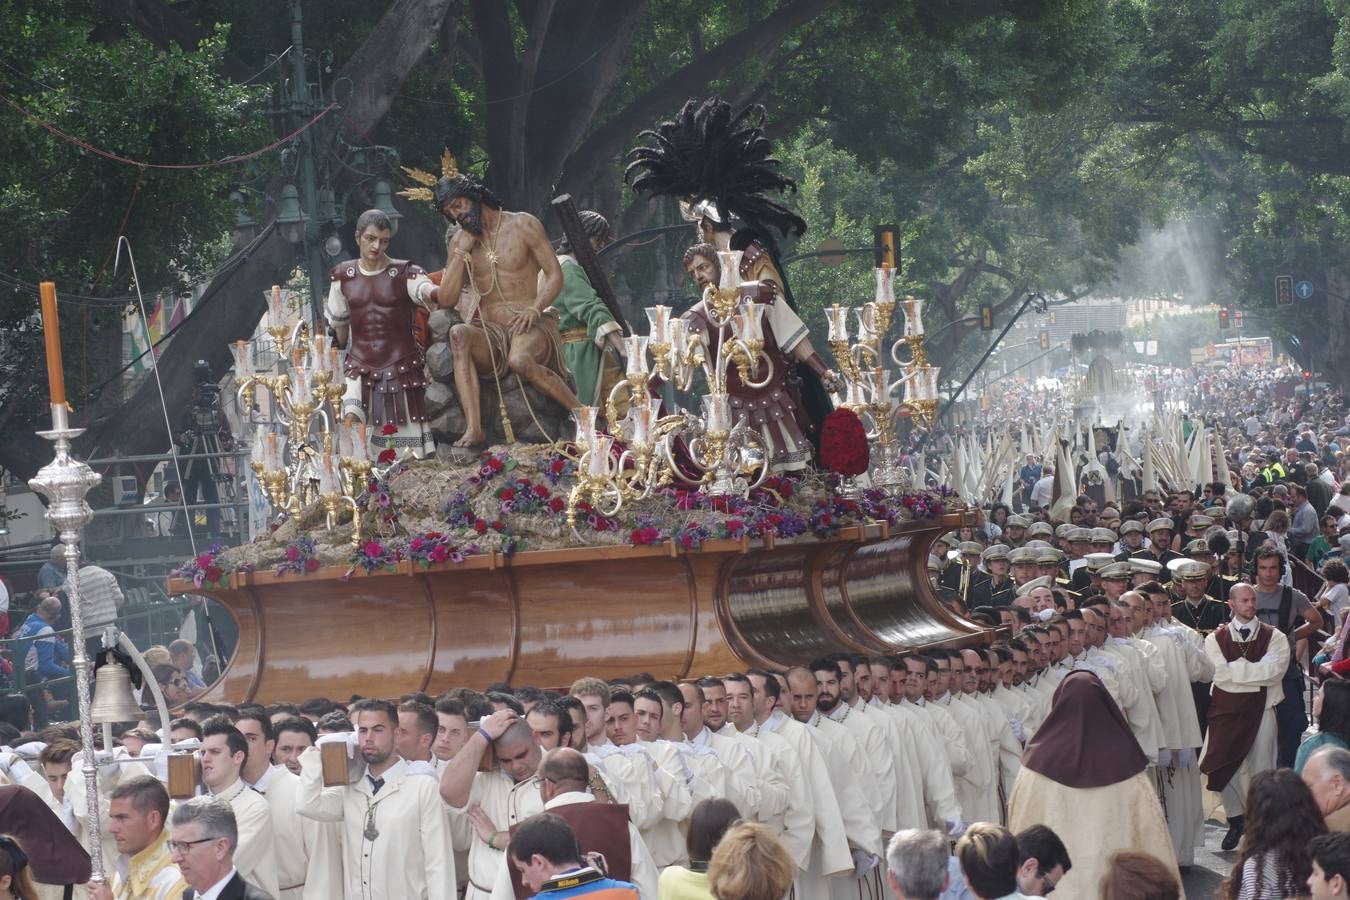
[
  {"x1": 544, "y1": 791, "x2": 594, "y2": 810},
  {"x1": 247, "y1": 764, "x2": 279, "y2": 792},
  {"x1": 1228, "y1": 618, "x2": 1259, "y2": 641},
  {"x1": 690, "y1": 727, "x2": 712, "y2": 748},
  {"x1": 763, "y1": 710, "x2": 787, "y2": 732},
  {"x1": 198, "y1": 867, "x2": 238, "y2": 900}
]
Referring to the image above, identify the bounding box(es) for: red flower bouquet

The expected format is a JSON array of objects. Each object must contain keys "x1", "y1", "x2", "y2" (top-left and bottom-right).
[{"x1": 819, "y1": 408, "x2": 870, "y2": 476}]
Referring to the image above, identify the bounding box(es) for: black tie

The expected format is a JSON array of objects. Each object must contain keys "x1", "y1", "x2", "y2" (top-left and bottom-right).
[
  {"x1": 368, "y1": 776, "x2": 384, "y2": 794},
  {"x1": 1238, "y1": 626, "x2": 1250, "y2": 640}
]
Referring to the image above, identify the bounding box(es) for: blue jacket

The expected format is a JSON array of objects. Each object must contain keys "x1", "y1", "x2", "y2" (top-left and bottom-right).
[{"x1": 16, "y1": 612, "x2": 69, "y2": 679}]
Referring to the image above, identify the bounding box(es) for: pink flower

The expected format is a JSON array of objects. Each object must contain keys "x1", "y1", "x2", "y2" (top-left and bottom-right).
[
  {"x1": 285, "y1": 546, "x2": 301, "y2": 561},
  {"x1": 303, "y1": 558, "x2": 320, "y2": 572},
  {"x1": 363, "y1": 541, "x2": 383, "y2": 557},
  {"x1": 409, "y1": 537, "x2": 424, "y2": 551}
]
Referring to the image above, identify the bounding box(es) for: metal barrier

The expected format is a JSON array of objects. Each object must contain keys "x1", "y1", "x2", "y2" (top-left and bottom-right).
[{"x1": 5, "y1": 596, "x2": 204, "y2": 696}]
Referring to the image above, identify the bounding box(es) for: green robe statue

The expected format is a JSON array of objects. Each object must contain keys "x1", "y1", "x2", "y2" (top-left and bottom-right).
[{"x1": 554, "y1": 255, "x2": 622, "y2": 406}]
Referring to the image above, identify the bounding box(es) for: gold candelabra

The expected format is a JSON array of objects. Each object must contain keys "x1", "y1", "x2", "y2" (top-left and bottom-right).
[{"x1": 235, "y1": 284, "x2": 387, "y2": 545}]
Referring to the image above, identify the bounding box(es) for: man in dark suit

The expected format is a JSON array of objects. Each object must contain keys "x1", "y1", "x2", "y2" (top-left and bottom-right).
[{"x1": 169, "y1": 796, "x2": 274, "y2": 899}]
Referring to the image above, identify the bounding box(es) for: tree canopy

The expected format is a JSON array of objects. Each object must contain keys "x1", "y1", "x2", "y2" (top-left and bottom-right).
[{"x1": 2, "y1": 0, "x2": 1349, "y2": 477}]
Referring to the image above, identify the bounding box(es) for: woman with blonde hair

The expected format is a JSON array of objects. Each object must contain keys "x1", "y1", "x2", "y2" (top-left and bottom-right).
[{"x1": 706, "y1": 822, "x2": 795, "y2": 900}]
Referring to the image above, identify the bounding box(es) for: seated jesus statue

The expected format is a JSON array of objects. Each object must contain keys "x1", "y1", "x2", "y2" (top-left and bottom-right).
[{"x1": 428, "y1": 173, "x2": 580, "y2": 453}]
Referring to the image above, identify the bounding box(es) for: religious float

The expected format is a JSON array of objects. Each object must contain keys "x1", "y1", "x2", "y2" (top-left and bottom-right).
[
  {"x1": 165, "y1": 259, "x2": 982, "y2": 702},
  {"x1": 162, "y1": 99, "x2": 989, "y2": 701}
]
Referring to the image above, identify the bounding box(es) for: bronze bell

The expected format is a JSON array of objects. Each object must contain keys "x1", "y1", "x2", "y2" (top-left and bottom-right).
[{"x1": 89, "y1": 660, "x2": 143, "y2": 724}]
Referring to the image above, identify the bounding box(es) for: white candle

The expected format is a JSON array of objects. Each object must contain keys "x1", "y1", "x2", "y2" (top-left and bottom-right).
[
  {"x1": 735, "y1": 301, "x2": 764, "y2": 343},
  {"x1": 231, "y1": 340, "x2": 253, "y2": 378},
  {"x1": 357, "y1": 423, "x2": 369, "y2": 461},
  {"x1": 703, "y1": 393, "x2": 731, "y2": 431},
  {"x1": 716, "y1": 251, "x2": 743, "y2": 291},
  {"x1": 902, "y1": 296, "x2": 925, "y2": 336},
  {"x1": 289, "y1": 365, "x2": 311, "y2": 405},
  {"x1": 268, "y1": 286, "x2": 283, "y2": 328},
  {"x1": 646, "y1": 306, "x2": 671, "y2": 344},
  {"x1": 266, "y1": 431, "x2": 280, "y2": 470},
  {"x1": 312, "y1": 335, "x2": 328, "y2": 374},
  {"x1": 855, "y1": 303, "x2": 878, "y2": 343},
  {"x1": 625, "y1": 335, "x2": 649, "y2": 377},
  {"x1": 827, "y1": 304, "x2": 850, "y2": 342},
  {"x1": 630, "y1": 398, "x2": 661, "y2": 445},
  {"x1": 874, "y1": 267, "x2": 895, "y2": 304},
  {"x1": 587, "y1": 434, "x2": 613, "y2": 476},
  {"x1": 572, "y1": 406, "x2": 599, "y2": 446}
]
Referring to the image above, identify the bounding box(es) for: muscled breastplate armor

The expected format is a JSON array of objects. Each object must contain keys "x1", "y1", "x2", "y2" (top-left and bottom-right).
[
  {"x1": 333, "y1": 260, "x2": 428, "y2": 426},
  {"x1": 335, "y1": 260, "x2": 424, "y2": 374}
]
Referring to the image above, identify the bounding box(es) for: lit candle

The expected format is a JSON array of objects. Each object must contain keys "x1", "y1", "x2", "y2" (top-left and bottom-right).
[
  {"x1": 232, "y1": 340, "x2": 253, "y2": 379},
  {"x1": 587, "y1": 434, "x2": 613, "y2": 476},
  {"x1": 630, "y1": 398, "x2": 661, "y2": 445},
  {"x1": 625, "y1": 336, "x2": 649, "y2": 378},
  {"x1": 312, "y1": 335, "x2": 328, "y2": 374},
  {"x1": 267, "y1": 431, "x2": 280, "y2": 470},
  {"x1": 289, "y1": 366, "x2": 310, "y2": 405},
  {"x1": 703, "y1": 393, "x2": 731, "y2": 431},
  {"x1": 716, "y1": 251, "x2": 743, "y2": 291},
  {"x1": 646, "y1": 306, "x2": 670, "y2": 343},
  {"x1": 269, "y1": 285, "x2": 283, "y2": 328},
  {"x1": 329, "y1": 346, "x2": 340, "y2": 377},
  {"x1": 735, "y1": 301, "x2": 765, "y2": 342},
  {"x1": 855, "y1": 303, "x2": 877, "y2": 343},
  {"x1": 902, "y1": 296, "x2": 925, "y2": 336},
  {"x1": 874, "y1": 267, "x2": 895, "y2": 304},
  {"x1": 38, "y1": 282, "x2": 65, "y2": 407},
  {"x1": 827, "y1": 304, "x2": 850, "y2": 342},
  {"x1": 572, "y1": 406, "x2": 599, "y2": 446}
]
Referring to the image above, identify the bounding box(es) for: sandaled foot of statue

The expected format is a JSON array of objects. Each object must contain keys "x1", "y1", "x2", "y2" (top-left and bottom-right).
[{"x1": 420, "y1": 168, "x2": 579, "y2": 447}]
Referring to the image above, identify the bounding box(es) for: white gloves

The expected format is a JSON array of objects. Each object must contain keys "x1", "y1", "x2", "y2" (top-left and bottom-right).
[
  {"x1": 315, "y1": 731, "x2": 358, "y2": 758},
  {"x1": 851, "y1": 849, "x2": 880, "y2": 880}
]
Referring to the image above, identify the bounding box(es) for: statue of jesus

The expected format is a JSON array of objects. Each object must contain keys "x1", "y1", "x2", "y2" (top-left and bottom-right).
[{"x1": 431, "y1": 173, "x2": 580, "y2": 452}]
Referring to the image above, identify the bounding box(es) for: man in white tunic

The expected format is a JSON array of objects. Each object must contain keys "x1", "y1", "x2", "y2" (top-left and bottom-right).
[
  {"x1": 810, "y1": 659, "x2": 902, "y2": 834},
  {"x1": 200, "y1": 720, "x2": 278, "y2": 897},
  {"x1": 297, "y1": 699, "x2": 454, "y2": 900}
]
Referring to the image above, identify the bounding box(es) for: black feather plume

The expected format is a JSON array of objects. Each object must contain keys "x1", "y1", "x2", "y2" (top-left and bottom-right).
[{"x1": 625, "y1": 97, "x2": 807, "y2": 239}]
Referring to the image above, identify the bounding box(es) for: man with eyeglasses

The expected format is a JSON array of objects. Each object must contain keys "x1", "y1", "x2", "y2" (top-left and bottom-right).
[
  {"x1": 169, "y1": 796, "x2": 271, "y2": 900},
  {"x1": 1013, "y1": 825, "x2": 1071, "y2": 897}
]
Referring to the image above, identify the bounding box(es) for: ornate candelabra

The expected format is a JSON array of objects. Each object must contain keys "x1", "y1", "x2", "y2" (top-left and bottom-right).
[
  {"x1": 234, "y1": 285, "x2": 378, "y2": 545},
  {"x1": 826, "y1": 268, "x2": 941, "y2": 492},
  {"x1": 565, "y1": 250, "x2": 781, "y2": 531}
]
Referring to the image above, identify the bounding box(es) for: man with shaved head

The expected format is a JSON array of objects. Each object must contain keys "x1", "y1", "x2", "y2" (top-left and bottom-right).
[
  {"x1": 676, "y1": 680, "x2": 765, "y2": 822},
  {"x1": 1131, "y1": 588, "x2": 1211, "y2": 866},
  {"x1": 744, "y1": 668, "x2": 856, "y2": 897},
  {"x1": 439, "y1": 708, "x2": 544, "y2": 899},
  {"x1": 786, "y1": 666, "x2": 884, "y2": 900},
  {"x1": 714, "y1": 673, "x2": 818, "y2": 890},
  {"x1": 482, "y1": 747, "x2": 660, "y2": 899}
]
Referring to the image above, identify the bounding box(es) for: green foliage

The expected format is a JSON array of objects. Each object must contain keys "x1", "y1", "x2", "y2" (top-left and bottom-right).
[{"x1": 0, "y1": 0, "x2": 267, "y2": 409}]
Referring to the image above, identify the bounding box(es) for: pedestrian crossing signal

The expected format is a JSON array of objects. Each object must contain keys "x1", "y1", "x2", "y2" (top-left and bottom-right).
[
  {"x1": 980, "y1": 303, "x2": 994, "y2": 330},
  {"x1": 1276, "y1": 275, "x2": 1294, "y2": 306},
  {"x1": 1039, "y1": 330, "x2": 1049, "y2": 350},
  {"x1": 1234, "y1": 310, "x2": 1244, "y2": 328},
  {"x1": 1218, "y1": 309, "x2": 1230, "y2": 329}
]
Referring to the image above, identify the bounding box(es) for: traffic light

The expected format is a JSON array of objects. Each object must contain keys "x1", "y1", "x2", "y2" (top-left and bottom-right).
[
  {"x1": 1234, "y1": 309, "x2": 1244, "y2": 328},
  {"x1": 1305, "y1": 370, "x2": 1313, "y2": 381},
  {"x1": 1039, "y1": 330, "x2": 1050, "y2": 351},
  {"x1": 979, "y1": 303, "x2": 994, "y2": 330},
  {"x1": 1276, "y1": 275, "x2": 1294, "y2": 306},
  {"x1": 1219, "y1": 309, "x2": 1230, "y2": 329}
]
